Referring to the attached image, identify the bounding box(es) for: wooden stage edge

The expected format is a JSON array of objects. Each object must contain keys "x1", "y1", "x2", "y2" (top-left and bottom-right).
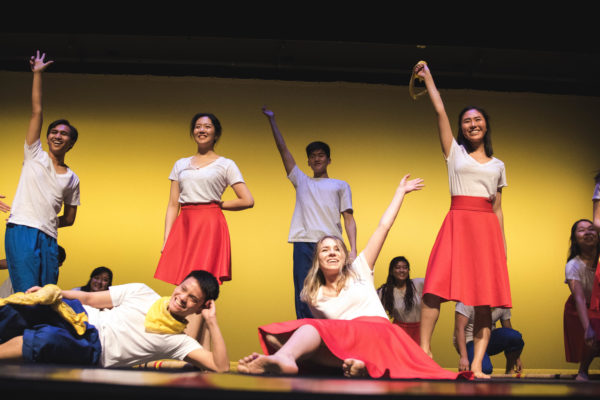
[{"x1": 1, "y1": 363, "x2": 600, "y2": 400}]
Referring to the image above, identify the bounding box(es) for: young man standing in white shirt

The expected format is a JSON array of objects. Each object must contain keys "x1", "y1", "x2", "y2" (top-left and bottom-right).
[
  {"x1": 5, "y1": 51, "x2": 80, "y2": 293},
  {"x1": 262, "y1": 107, "x2": 357, "y2": 319}
]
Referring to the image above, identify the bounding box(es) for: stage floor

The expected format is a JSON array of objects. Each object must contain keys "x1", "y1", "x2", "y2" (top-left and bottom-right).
[{"x1": 1, "y1": 364, "x2": 600, "y2": 400}]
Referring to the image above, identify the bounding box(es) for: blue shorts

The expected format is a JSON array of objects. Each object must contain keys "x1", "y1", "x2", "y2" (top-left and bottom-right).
[
  {"x1": 0, "y1": 298, "x2": 101, "y2": 365},
  {"x1": 5, "y1": 223, "x2": 59, "y2": 293}
]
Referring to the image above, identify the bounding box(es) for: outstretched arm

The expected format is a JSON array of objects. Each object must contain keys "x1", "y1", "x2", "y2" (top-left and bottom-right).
[
  {"x1": 262, "y1": 106, "x2": 296, "y2": 175},
  {"x1": 414, "y1": 62, "x2": 453, "y2": 158},
  {"x1": 220, "y1": 182, "x2": 254, "y2": 211},
  {"x1": 27, "y1": 51, "x2": 54, "y2": 146},
  {"x1": 361, "y1": 174, "x2": 424, "y2": 269},
  {"x1": 184, "y1": 300, "x2": 229, "y2": 372}
]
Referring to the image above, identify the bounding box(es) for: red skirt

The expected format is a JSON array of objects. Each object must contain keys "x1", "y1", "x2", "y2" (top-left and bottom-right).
[
  {"x1": 393, "y1": 321, "x2": 420, "y2": 345},
  {"x1": 258, "y1": 316, "x2": 473, "y2": 380},
  {"x1": 563, "y1": 294, "x2": 600, "y2": 362},
  {"x1": 423, "y1": 196, "x2": 511, "y2": 307},
  {"x1": 155, "y1": 203, "x2": 231, "y2": 285}
]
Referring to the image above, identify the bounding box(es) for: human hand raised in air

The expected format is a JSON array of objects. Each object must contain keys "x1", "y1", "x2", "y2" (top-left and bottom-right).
[{"x1": 30, "y1": 50, "x2": 53, "y2": 73}]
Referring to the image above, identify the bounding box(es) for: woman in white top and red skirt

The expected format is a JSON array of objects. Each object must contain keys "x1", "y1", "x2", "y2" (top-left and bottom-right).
[
  {"x1": 155, "y1": 113, "x2": 254, "y2": 286},
  {"x1": 414, "y1": 62, "x2": 511, "y2": 379},
  {"x1": 237, "y1": 175, "x2": 472, "y2": 380}
]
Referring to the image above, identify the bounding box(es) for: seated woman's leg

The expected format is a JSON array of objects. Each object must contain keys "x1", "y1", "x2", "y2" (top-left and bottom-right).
[{"x1": 238, "y1": 324, "x2": 362, "y2": 376}]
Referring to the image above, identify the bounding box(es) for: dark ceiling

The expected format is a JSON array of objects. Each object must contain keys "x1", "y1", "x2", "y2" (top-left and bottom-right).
[{"x1": 1, "y1": 23, "x2": 598, "y2": 97}]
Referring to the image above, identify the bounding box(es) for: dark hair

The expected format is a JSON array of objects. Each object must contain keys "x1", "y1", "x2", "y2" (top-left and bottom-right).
[
  {"x1": 47, "y1": 119, "x2": 79, "y2": 145},
  {"x1": 567, "y1": 219, "x2": 600, "y2": 263},
  {"x1": 457, "y1": 106, "x2": 493, "y2": 157},
  {"x1": 378, "y1": 256, "x2": 416, "y2": 317},
  {"x1": 595, "y1": 170, "x2": 600, "y2": 182},
  {"x1": 184, "y1": 270, "x2": 220, "y2": 301},
  {"x1": 305, "y1": 141, "x2": 331, "y2": 159},
  {"x1": 190, "y1": 113, "x2": 222, "y2": 144},
  {"x1": 80, "y1": 266, "x2": 113, "y2": 292},
  {"x1": 57, "y1": 245, "x2": 66, "y2": 266}
]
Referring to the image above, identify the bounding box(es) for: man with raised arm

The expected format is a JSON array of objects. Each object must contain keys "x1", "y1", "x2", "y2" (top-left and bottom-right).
[
  {"x1": 262, "y1": 106, "x2": 357, "y2": 319},
  {"x1": 5, "y1": 51, "x2": 80, "y2": 293}
]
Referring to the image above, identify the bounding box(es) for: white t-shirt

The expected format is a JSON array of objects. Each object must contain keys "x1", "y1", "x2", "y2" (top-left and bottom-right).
[
  {"x1": 8, "y1": 140, "x2": 80, "y2": 239},
  {"x1": 288, "y1": 166, "x2": 353, "y2": 242},
  {"x1": 0, "y1": 279, "x2": 13, "y2": 298},
  {"x1": 565, "y1": 256, "x2": 596, "y2": 303},
  {"x1": 454, "y1": 302, "x2": 511, "y2": 343},
  {"x1": 84, "y1": 283, "x2": 201, "y2": 368},
  {"x1": 310, "y1": 253, "x2": 388, "y2": 320},
  {"x1": 446, "y1": 139, "x2": 507, "y2": 197},
  {"x1": 169, "y1": 156, "x2": 244, "y2": 204},
  {"x1": 377, "y1": 278, "x2": 424, "y2": 323},
  {"x1": 593, "y1": 183, "x2": 600, "y2": 200}
]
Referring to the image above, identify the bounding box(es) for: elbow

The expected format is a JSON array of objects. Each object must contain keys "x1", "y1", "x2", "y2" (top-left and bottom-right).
[{"x1": 246, "y1": 198, "x2": 255, "y2": 209}]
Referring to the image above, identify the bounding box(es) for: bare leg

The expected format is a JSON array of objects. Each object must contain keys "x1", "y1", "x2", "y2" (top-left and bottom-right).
[
  {"x1": 472, "y1": 306, "x2": 491, "y2": 379},
  {"x1": 0, "y1": 336, "x2": 23, "y2": 362},
  {"x1": 576, "y1": 342, "x2": 599, "y2": 381},
  {"x1": 504, "y1": 351, "x2": 520, "y2": 374},
  {"x1": 420, "y1": 294, "x2": 441, "y2": 358},
  {"x1": 238, "y1": 325, "x2": 337, "y2": 375}
]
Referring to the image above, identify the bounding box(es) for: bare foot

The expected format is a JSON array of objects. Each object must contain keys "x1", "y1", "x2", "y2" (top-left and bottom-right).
[
  {"x1": 575, "y1": 372, "x2": 589, "y2": 382},
  {"x1": 237, "y1": 352, "x2": 298, "y2": 375},
  {"x1": 420, "y1": 346, "x2": 434, "y2": 359},
  {"x1": 342, "y1": 359, "x2": 368, "y2": 378},
  {"x1": 473, "y1": 370, "x2": 491, "y2": 379}
]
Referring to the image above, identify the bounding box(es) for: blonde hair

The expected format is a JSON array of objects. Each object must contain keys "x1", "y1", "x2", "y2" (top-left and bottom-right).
[{"x1": 300, "y1": 236, "x2": 356, "y2": 306}]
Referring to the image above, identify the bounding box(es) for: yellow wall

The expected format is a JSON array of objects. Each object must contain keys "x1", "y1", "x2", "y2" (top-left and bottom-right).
[{"x1": 1, "y1": 70, "x2": 599, "y2": 370}]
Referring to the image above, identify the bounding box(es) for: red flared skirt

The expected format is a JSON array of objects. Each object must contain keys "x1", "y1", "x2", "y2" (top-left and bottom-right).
[
  {"x1": 423, "y1": 196, "x2": 511, "y2": 307},
  {"x1": 258, "y1": 316, "x2": 473, "y2": 380},
  {"x1": 393, "y1": 321, "x2": 420, "y2": 345},
  {"x1": 155, "y1": 203, "x2": 231, "y2": 285}
]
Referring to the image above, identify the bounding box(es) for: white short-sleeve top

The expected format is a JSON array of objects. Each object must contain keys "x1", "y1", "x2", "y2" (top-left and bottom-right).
[
  {"x1": 446, "y1": 139, "x2": 507, "y2": 197},
  {"x1": 310, "y1": 253, "x2": 388, "y2": 320},
  {"x1": 377, "y1": 278, "x2": 425, "y2": 323},
  {"x1": 169, "y1": 156, "x2": 244, "y2": 204},
  {"x1": 287, "y1": 166, "x2": 353, "y2": 243},
  {"x1": 565, "y1": 256, "x2": 596, "y2": 303}
]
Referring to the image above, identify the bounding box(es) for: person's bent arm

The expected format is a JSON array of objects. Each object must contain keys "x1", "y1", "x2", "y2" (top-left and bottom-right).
[
  {"x1": 62, "y1": 289, "x2": 114, "y2": 310},
  {"x1": 342, "y1": 210, "x2": 357, "y2": 263},
  {"x1": 27, "y1": 51, "x2": 53, "y2": 146},
  {"x1": 0, "y1": 195, "x2": 10, "y2": 213},
  {"x1": 414, "y1": 62, "x2": 453, "y2": 158},
  {"x1": 262, "y1": 106, "x2": 296, "y2": 175},
  {"x1": 454, "y1": 312, "x2": 470, "y2": 371},
  {"x1": 58, "y1": 204, "x2": 77, "y2": 227},
  {"x1": 163, "y1": 181, "x2": 181, "y2": 249},
  {"x1": 220, "y1": 182, "x2": 254, "y2": 211},
  {"x1": 184, "y1": 300, "x2": 229, "y2": 372},
  {"x1": 362, "y1": 174, "x2": 424, "y2": 269}
]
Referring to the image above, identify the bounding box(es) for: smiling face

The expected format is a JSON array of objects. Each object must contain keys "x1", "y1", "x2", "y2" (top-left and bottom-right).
[
  {"x1": 168, "y1": 277, "x2": 206, "y2": 319},
  {"x1": 192, "y1": 116, "x2": 217, "y2": 148},
  {"x1": 574, "y1": 220, "x2": 599, "y2": 249},
  {"x1": 460, "y1": 109, "x2": 487, "y2": 145},
  {"x1": 317, "y1": 237, "x2": 347, "y2": 275},
  {"x1": 90, "y1": 272, "x2": 111, "y2": 292},
  {"x1": 47, "y1": 124, "x2": 74, "y2": 154},
  {"x1": 392, "y1": 260, "x2": 410, "y2": 283},
  {"x1": 308, "y1": 149, "x2": 331, "y2": 175}
]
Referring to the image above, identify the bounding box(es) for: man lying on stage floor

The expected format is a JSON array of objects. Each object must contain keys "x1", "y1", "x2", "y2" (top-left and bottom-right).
[{"x1": 0, "y1": 270, "x2": 229, "y2": 371}]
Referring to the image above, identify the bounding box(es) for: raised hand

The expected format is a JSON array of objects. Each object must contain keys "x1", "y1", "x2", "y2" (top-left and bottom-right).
[
  {"x1": 413, "y1": 61, "x2": 429, "y2": 80},
  {"x1": 398, "y1": 174, "x2": 425, "y2": 194},
  {"x1": 30, "y1": 50, "x2": 54, "y2": 73},
  {"x1": 262, "y1": 105, "x2": 274, "y2": 118}
]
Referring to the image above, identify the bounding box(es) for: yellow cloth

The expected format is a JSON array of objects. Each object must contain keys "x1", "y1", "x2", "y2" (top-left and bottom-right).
[
  {"x1": 144, "y1": 296, "x2": 187, "y2": 335},
  {"x1": 0, "y1": 284, "x2": 88, "y2": 335}
]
